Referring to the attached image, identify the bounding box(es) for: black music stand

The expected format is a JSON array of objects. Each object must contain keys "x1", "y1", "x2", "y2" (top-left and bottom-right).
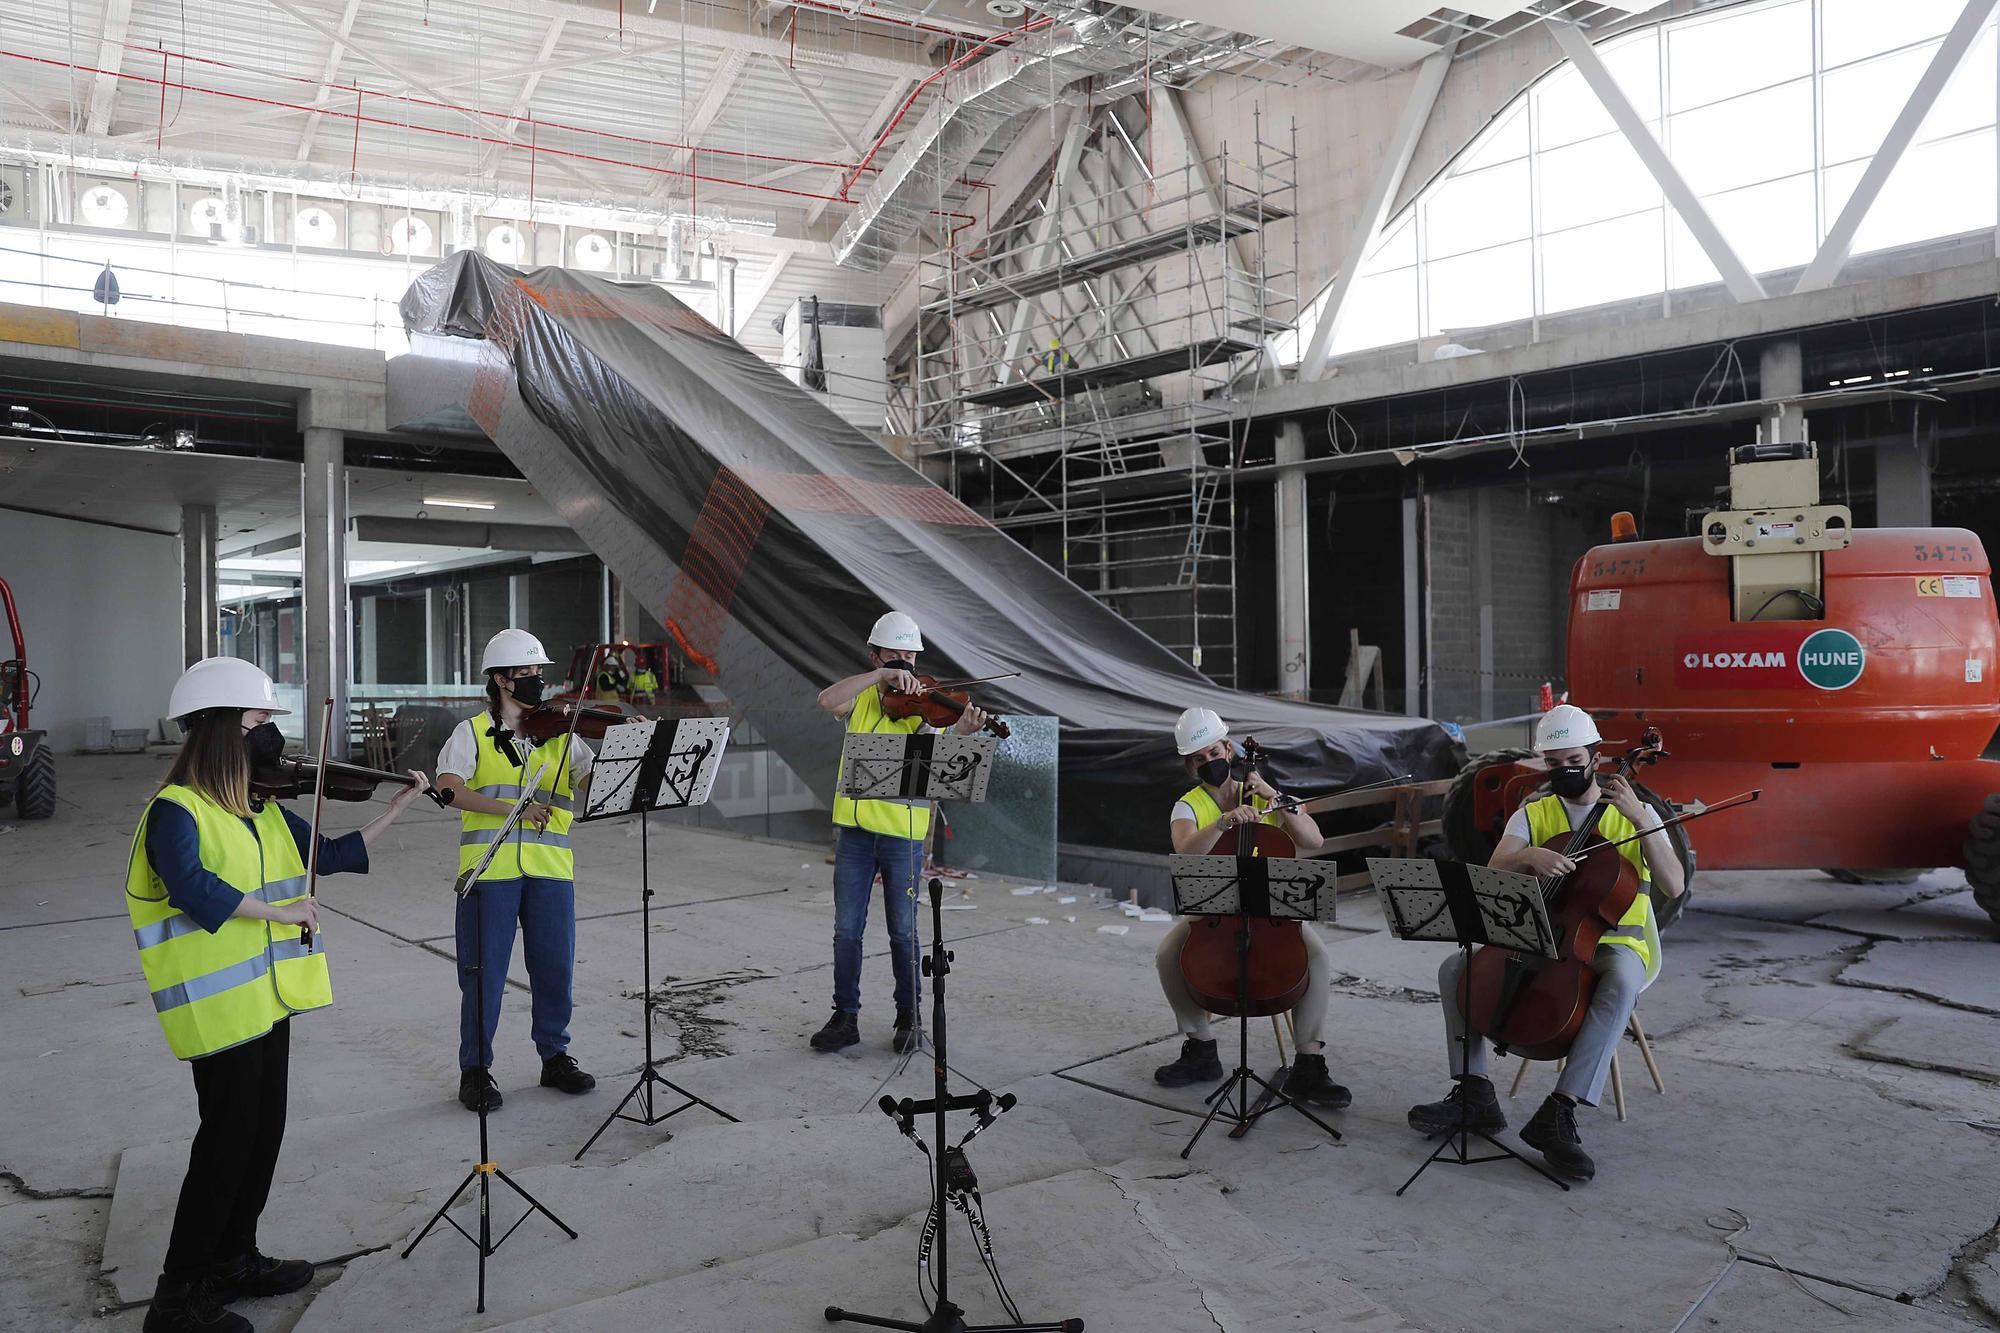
[
  {"x1": 1367, "y1": 857, "x2": 1568, "y2": 1196},
  {"x1": 404, "y1": 760, "x2": 577, "y2": 1313},
  {"x1": 575, "y1": 715, "x2": 740, "y2": 1159},
  {"x1": 837, "y1": 730, "x2": 998, "y2": 1105},
  {"x1": 824, "y1": 879, "x2": 1082, "y2": 1333},
  {"x1": 1167, "y1": 852, "x2": 1344, "y2": 1160}
]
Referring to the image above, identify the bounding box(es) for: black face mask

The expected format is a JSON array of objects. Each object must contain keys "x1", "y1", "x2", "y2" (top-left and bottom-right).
[
  {"x1": 508, "y1": 674, "x2": 546, "y2": 706},
  {"x1": 881, "y1": 657, "x2": 917, "y2": 677},
  {"x1": 1197, "y1": 757, "x2": 1231, "y2": 787},
  {"x1": 1549, "y1": 764, "x2": 1594, "y2": 800},
  {"x1": 243, "y1": 720, "x2": 285, "y2": 768}
]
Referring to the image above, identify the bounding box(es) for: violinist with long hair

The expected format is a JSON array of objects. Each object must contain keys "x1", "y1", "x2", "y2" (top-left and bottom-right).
[
  {"x1": 435, "y1": 628, "x2": 597, "y2": 1114},
  {"x1": 126, "y1": 658, "x2": 427, "y2": 1333},
  {"x1": 1154, "y1": 708, "x2": 1350, "y2": 1108},
  {"x1": 1406, "y1": 705, "x2": 1684, "y2": 1183}
]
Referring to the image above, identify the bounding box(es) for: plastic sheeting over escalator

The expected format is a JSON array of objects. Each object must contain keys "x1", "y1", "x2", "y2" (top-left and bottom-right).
[{"x1": 397, "y1": 251, "x2": 1462, "y2": 853}]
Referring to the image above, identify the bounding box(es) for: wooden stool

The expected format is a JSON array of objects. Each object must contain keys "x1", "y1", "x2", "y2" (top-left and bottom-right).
[{"x1": 1506, "y1": 1009, "x2": 1664, "y2": 1121}]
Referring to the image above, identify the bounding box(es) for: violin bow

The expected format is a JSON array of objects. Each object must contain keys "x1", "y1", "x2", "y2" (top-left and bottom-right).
[
  {"x1": 1265, "y1": 771, "x2": 1415, "y2": 817},
  {"x1": 1568, "y1": 789, "x2": 1762, "y2": 860},
  {"x1": 921, "y1": 670, "x2": 1022, "y2": 691},
  {"x1": 301, "y1": 696, "x2": 335, "y2": 953}
]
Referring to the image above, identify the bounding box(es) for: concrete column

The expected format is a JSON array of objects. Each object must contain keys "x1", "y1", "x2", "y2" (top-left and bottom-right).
[
  {"x1": 357, "y1": 595, "x2": 379, "y2": 686},
  {"x1": 302, "y1": 426, "x2": 349, "y2": 757},
  {"x1": 179, "y1": 503, "x2": 219, "y2": 667},
  {"x1": 1274, "y1": 420, "x2": 1309, "y2": 700},
  {"x1": 1472, "y1": 489, "x2": 1495, "y2": 721},
  {"x1": 1876, "y1": 434, "x2": 1934, "y2": 528},
  {"x1": 1759, "y1": 339, "x2": 1807, "y2": 443},
  {"x1": 1402, "y1": 494, "x2": 1421, "y2": 717}
]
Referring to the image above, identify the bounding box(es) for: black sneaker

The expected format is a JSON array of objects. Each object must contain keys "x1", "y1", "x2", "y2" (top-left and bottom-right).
[
  {"x1": 540, "y1": 1053, "x2": 596, "y2": 1095},
  {"x1": 210, "y1": 1250, "x2": 313, "y2": 1303},
  {"x1": 1153, "y1": 1036, "x2": 1224, "y2": 1088},
  {"x1": 1520, "y1": 1094, "x2": 1596, "y2": 1182},
  {"x1": 892, "y1": 1008, "x2": 920, "y2": 1054},
  {"x1": 1406, "y1": 1076, "x2": 1506, "y2": 1136},
  {"x1": 810, "y1": 1010, "x2": 860, "y2": 1052},
  {"x1": 143, "y1": 1276, "x2": 251, "y2": 1333},
  {"x1": 458, "y1": 1067, "x2": 503, "y2": 1113},
  {"x1": 1284, "y1": 1053, "x2": 1352, "y2": 1109}
]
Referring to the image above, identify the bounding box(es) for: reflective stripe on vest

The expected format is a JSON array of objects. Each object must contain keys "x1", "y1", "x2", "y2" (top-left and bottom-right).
[
  {"x1": 124, "y1": 787, "x2": 332, "y2": 1061},
  {"x1": 456, "y1": 720, "x2": 577, "y2": 882},
  {"x1": 1177, "y1": 783, "x2": 1278, "y2": 838},
  {"x1": 831, "y1": 685, "x2": 931, "y2": 842},
  {"x1": 1522, "y1": 794, "x2": 1660, "y2": 980}
]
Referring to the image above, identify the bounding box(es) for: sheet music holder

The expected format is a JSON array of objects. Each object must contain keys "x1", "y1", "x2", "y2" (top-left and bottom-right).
[
  {"x1": 574, "y1": 716, "x2": 739, "y2": 1159},
  {"x1": 1366, "y1": 857, "x2": 1567, "y2": 1196},
  {"x1": 839, "y1": 731, "x2": 998, "y2": 805},
  {"x1": 1166, "y1": 853, "x2": 1344, "y2": 1160}
]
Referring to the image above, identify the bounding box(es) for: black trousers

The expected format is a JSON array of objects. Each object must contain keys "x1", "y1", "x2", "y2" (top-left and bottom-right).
[{"x1": 161, "y1": 1019, "x2": 291, "y2": 1281}]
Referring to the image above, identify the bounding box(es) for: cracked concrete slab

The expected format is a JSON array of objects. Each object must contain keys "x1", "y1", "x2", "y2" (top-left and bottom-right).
[
  {"x1": 1853, "y1": 1012, "x2": 2000, "y2": 1084},
  {"x1": 1691, "y1": 868, "x2": 1958, "y2": 924},
  {"x1": 1683, "y1": 1261, "x2": 1987, "y2": 1330},
  {"x1": 1839, "y1": 941, "x2": 2000, "y2": 1014},
  {"x1": 1810, "y1": 890, "x2": 1999, "y2": 942}
]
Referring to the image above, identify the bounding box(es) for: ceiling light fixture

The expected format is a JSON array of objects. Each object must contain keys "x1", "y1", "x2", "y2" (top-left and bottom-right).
[{"x1": 422, "y1": 497, "x2": 497, "y2": 509}]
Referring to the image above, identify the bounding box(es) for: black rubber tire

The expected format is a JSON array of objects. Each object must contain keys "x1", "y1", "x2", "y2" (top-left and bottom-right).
[
  {"x1": 1962, "y1": 794, "x2": 2000, "y2": 937},
  {"x1": 1633, "y1": 778, "x2": 1695, "y2": 931},
  {"x1": 1823, "y1": 868, "x2": 1927, "y2": 885},
  {"x1": 14, "y1": 743, "x2": 54, "y2": 819},
  {"x1": 1441, "y1": 747, "x2": 1536, "y2": 866}
]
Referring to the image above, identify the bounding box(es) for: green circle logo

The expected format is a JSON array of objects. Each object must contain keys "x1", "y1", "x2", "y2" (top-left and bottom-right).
[{"x1": 1798, "y1": 628, "x2": 1865, "y2": 690}]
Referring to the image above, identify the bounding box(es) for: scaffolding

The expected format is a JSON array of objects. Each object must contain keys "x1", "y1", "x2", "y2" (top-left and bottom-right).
[{"x1": 915, "y1": 107, "x2": 1296, "y2": 686}]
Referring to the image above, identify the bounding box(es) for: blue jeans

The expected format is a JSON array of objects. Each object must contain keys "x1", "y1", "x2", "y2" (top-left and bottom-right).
[
  {"x1": 831, "y1": 826, "x2": 922, "y2": 1015},
  {"x1": 455, "y1": 875, "x2": 575, "y2": 1070}
]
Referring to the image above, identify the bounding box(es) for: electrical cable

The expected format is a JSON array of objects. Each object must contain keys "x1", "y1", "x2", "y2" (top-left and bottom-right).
[{"x1": 1747, "y1": 588, "x2": 1823, "y2": 621}]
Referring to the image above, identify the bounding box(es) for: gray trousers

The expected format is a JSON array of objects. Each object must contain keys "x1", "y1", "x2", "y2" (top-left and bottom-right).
[
  {"x1": 1438, "y1": 945, "x2": 1645, "y2": 1107},
  {"x1": 1155, "y1": 919, "x2": 1331, "y2": 1050}
]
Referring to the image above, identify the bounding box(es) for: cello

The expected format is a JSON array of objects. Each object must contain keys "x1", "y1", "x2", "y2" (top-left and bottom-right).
[{"x1": 1176, "y1": 740, "x2": 1309, "y2": 1017}]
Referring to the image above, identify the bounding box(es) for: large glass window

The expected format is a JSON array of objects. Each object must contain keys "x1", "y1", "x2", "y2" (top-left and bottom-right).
[{"x1": 1282, "y1": 0, "x2": 2000, "y2": 366}]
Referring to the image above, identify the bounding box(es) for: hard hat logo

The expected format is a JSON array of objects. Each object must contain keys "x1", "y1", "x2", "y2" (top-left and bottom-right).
[{"x1": 1798, "y1": 628, "x2": 1866, "y2": 691}]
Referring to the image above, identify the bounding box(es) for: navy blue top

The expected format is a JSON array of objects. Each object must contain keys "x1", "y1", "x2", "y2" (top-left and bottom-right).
[{"x1": 143, "y1": 799, "x2": 369, "y2": 934}]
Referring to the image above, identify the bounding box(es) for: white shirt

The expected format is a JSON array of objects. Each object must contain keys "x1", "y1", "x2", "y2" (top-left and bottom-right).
[{"x1": 437, "y1": 715, "x2": 594, "y2": 784}]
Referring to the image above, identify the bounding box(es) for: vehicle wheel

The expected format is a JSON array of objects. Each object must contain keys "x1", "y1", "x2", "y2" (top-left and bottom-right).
[
  {"x1": 1441, "y1": 747, "x2": 1535, "y2": 866},
  {"x1": 15, "y1": 744, "x2": 55, "y2": 819},
  {"x1": 1633, "y1": 779, "x2": 1695, "y2": 930},
  {"x1": 1823, "y1": 868, "x2": 1927, "y2": 885},
  {"x1": 1962, "y1": 794, "x2": 2000, "y2": 937}
]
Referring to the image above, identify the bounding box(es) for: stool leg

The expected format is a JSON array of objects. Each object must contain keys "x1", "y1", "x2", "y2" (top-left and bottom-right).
[
  {"x1": 1630, "y1": 1012, "x2": 1665, "y2": 1093},
  {"x1": 1610, "y1": 1052, "x2": 1626, "y2": 1122},
  {"x1": 1270, "y1": 1015, "x2": 1289, "y2": 1066},
  {"x1": 1509, "y1": 1054, "x2": 1533, "y2": 1098}
]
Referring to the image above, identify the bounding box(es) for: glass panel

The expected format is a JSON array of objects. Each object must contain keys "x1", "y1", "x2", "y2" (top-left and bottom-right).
[
  {"x1": 1541, "y1": 210, "x2": 1666, "y2": 314},
  {"x1": 1331, "y1": 265, "x2": 1419, "y2": 356},
  {"x1": 1923, "y1": 24, "x2": 1999, "y2": 143},
  {"x1": 1459, "y1": 100, "x2": 1530, "y2": 170},
  {"x1": 1667, "y1": 0, "x2": 1810, "y2": 111},
  {"x1": 938, "y1": 714, "x2": 1059, "y2": 883},
  {"x1": 1423, "y1": 158, "x2": 1530, "y2": 258},
  {"x1": 1826, "y1": 128, "x2": 1998, "y2": 255},
  {"x1": 1538, "y1": 131, "x2": 1663, "y2": 232},
  {"x1": 1668, "y1": 79, "x2": 1814, "y2": 195},
  {"x1": 1534, "y1": 64, "x2": 1616, "y2": 151},
  {"x1": 1822, "y1": 0, "x2": 1976, "y2": 69},
  {"x1": 1364, "y1": 210, "x2": 1417, "y2": 271},
  {"x1": 1424, "y1": 240, "x2": 1532, "y2": 335},
  {"x1": 1671, "y1": 172, "x2": 1819, "y2": 277},
  {"x1": 1822, "y1": 42, "x2": 1936, "y2": 166}
]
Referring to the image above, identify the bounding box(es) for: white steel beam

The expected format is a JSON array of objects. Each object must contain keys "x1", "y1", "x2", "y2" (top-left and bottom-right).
[
  {"x1": 1793, "y1": 0, "x2": 2000, "y2": 294},
  {"x1": 84, "y1": 0, "x2": 136, "y2": 136},
  {"x1": 480, "y1": 17, "x2": 570, "y2": 175},
  {"x1": 651, "y1": 48, "x2": 751, "y2": 203},
  {"x1": 1551, "y1": 21, "x2": 1765, "y2": 305},
  {"x1": 806, "y1": 77, "x2": 914, "y2": 228},
  {"x1": 1300, "y1": 44, "x2": 1451, "y2": 381},
  {"x1": 735, "y1": 249, "x2": 794, "y2": 338},
  {"x1": 768, "y1": 54, "x2": 866, "y2": 157},
  {"x1": 492, "y1": 0, "x2": 934, "y2": 79},
  {"x1": 295, "y1": 0, "x2": 366, "y2": 163},
  {"x1": 991, "y1": 109, "x2": 1089, "y2": 384}
]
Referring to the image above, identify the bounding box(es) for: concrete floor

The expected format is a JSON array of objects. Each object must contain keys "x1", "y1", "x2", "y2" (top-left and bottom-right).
[{"x1": 4, "y1": 753, "x2": 1998, "y2": 1332}]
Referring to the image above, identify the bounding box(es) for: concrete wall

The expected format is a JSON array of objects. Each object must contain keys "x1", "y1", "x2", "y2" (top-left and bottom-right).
[{"x1": 0, "y1": 510, "x2": 181, "y2": 752}]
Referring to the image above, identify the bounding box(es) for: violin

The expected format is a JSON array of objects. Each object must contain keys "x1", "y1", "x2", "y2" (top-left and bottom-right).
[
  {"x1": 880, "y1": 671, "x2": 1015, "y2": 740},
  {"x1": 515, "y1": 699, "x2": 632, "y2": 743},
  {"x1": 1461, "y1": 728, "x2": 1666, "y2": 1061},
  {"x1": 1177, "y1": 738, "x2": 1310, "y2": 1017},
  {"x1": 253, "y1": 754, "x2": 445, "y2": 806}
]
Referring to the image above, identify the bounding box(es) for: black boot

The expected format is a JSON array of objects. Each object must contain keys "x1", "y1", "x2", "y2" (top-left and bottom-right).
[
  {"x1": 143, "y1": 1276, "x2": 251, "y2": 1333},
  {"x1": 1520, "y1": 1094, "x2": 1596, "y2": 1182},
  {"x1": 1406, "y1": 1075, "x2": 1506, "y2": 1136},
  {"x1": 457, "y1": 1067, "x2": 503, "y2": 1113},
  {"x1": 540, "y1": 1053, "x2": 596, "y2": 1094},
  {"x1": 1153, "y1": 1036, "x2": 1224, "y2": 1088},
  {"x1": 1284, "y1": 1053, "x2": 1352, "y2": 1109},
  {"x1": 810, "y1": 1010, "x2": 860, "y2": 1052},
  {"x1": 892, "y1": 1008, "x2": 919, "y2": 1054},
  {"x1": 209, "y1": 1251, "x2": 312, "y2": 1304}
]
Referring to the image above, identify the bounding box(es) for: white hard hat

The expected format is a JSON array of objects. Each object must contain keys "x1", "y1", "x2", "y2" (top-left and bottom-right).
[
  {"x1": 480, "y1": 628, "x2": 553, "y2": 673},
  {"x1": 1534, "y1": 703, "x2": 1602, "y2": 751},
  {"x1": 868, "y1": 611, "x2": 924, "y2": 653},
  {"x1": 1173, "y1": 707, "x2": 1229, "y2": 756},
  {"x1": 169, "y1": 656, "x2": 288, "y2": 720}
]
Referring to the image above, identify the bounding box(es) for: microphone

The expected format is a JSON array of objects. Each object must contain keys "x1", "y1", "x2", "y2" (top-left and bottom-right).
[
  {"x1": 927, "y1": 876, "x2": 944, "y2": 904},
  {"x1": 877, "y1": 1095, "x2": 899, "y2": 1119},
  {"x1": 995, "y1": 1092, "x2": 1017, "y2": 1113}
]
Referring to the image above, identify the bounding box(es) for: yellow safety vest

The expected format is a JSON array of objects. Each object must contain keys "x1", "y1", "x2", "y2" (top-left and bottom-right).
[
  {"x1": 124, "y1": 785, "x2": 332, "y2": 1061},
  {"x1": 457, "y1": 717, "x2": 578, "y2": 882},
  {"x1": 831, "y1": 685, "x2": 931, "y2": 842},
  {"x1": 1176, "y1": 784, "x2": 1279, "y2": 844},
  {"x1": 631, "y1": 670, "x2": 660, "y2": 693},
  {"x1": 1523, "y1": 794, "x2": 1662, "y2": 983}
]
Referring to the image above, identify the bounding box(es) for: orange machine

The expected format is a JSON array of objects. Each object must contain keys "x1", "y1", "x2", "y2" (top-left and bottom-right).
[{"x1": 1448, "y1": 442, "x2": 2000, "y2": 932}]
